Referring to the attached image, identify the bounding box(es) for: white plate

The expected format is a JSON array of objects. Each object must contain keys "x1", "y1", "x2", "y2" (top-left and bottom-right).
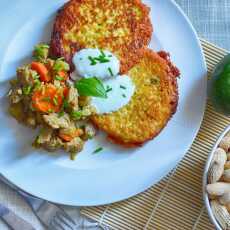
[{"x1": 0, "y1": 0, "x2": 207, "y2": 206}]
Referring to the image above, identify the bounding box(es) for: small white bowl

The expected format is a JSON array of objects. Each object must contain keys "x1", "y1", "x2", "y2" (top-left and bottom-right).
[{"x1": 203, "y1": 125, "x2": 230, "y2": 230}]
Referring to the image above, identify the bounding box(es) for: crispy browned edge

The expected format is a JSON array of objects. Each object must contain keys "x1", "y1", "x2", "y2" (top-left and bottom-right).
[
  {"x1": 49, "y1": 0, "x2": 153, "y2": 73},
  {"x1": 92, "y1": 49, "x2": 180, "y2": 147}
]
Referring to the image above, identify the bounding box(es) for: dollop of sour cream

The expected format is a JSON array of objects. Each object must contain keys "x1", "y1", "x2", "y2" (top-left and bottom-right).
[
  {"x1": 72, "y1": 48, "x2": 135, "y2": 114},
  {"x1": 91, "y1": 75, "x2": 135, "y2": 114},
  {"x1": 73, "y1": 48, "x2": 120, "y2": 79}
]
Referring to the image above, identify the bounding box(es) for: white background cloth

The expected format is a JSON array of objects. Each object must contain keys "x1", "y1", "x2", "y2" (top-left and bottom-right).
[
  {"x1": 0, "y1": 1, "x2": 229, "y2": 229},
  {"x1": 176, "y1": 0, "x2": 230, "y2": 50}
]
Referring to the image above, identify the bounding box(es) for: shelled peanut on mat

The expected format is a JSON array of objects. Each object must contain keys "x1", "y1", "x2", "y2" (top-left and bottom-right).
[{"x1": 206, "y1": 132, "x2": 230, "y2": 227}]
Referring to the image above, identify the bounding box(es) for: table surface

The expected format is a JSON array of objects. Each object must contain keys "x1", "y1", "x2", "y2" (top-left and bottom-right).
[
  {"x1": 176, "y1": 0, "x2": 230, "y2": 51},
  {"x1": 0, "y1": 1, "x2": 230, "y2": 229}
]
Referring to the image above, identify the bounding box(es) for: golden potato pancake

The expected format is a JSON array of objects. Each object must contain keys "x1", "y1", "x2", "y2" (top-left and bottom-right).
[
  {"x1": 91, "y1": 49, "x2": 180, "y2": 147},
  {"x1": 50, "y1": 0, "x2": 153, "y2": 73}
]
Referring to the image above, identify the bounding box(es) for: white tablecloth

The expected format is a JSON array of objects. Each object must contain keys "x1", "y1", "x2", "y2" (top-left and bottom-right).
[{"x1": 176, "y1": 0, "x2": 230, "y2": 50}]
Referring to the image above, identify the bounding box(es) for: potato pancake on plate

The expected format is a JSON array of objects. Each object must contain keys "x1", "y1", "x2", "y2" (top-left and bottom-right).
[
  {"x1": 50, "y1": 0, "x2": 153, "y2": 73},
  {"x1": 91, "y1": 49, "x2": 180, "y2": 147}
]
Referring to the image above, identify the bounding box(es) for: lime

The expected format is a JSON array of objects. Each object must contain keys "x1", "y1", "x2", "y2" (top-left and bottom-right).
[{"x1": 210, "y1": 54, "x2": 230, "y2": 115}]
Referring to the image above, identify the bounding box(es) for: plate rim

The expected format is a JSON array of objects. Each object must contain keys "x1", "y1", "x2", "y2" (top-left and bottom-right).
[{"x1": 0, "y1": 0, "x2": 207, "y2": 206}]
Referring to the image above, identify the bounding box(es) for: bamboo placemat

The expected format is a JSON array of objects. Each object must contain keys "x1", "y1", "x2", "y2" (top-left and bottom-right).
[{"x1": 81, "y1": 39, "x2": 229, "y2": 230}]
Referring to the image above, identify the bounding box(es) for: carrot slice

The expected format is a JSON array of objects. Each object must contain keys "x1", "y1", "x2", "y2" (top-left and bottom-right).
[
  {"x1": 63, "y1": 87, "x2": 69, "y2": 98},
  {"x1": 58, "y1": 134, "x2": 72, "y2": 142},
  {"x1": 32, "y1": 85, "x2": 63, "y2": 113},
  {"x1": 59, "y1": 129, "x2": 83, "y2": 142},
  {"x1": 57, "y1": 71, "x2": 68, "y2": 81},
  {"x1": 31, "y1": 61, "x2": 51, "y2": 82}
]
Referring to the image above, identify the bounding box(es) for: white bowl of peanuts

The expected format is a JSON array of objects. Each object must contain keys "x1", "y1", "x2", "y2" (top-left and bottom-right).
[{"x1": 204, "y1": 126, "x2": 230, "y2": 230}]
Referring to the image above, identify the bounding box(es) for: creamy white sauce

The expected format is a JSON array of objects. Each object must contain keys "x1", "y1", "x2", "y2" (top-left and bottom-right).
[
  {"x1": 73, "y1": 48, "x2": 120, "y2": 79},
  {"x1": 91, "y1": 75, "x2": 135, "y2": 114},
  {"x1": 72, "y1": 49, "x2": 135, "y2": 114}
]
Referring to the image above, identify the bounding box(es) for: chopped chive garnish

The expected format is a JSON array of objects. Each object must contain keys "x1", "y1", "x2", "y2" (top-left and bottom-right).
[
  {"x1": 106, "y1": 87, "x2": 112, "y2": 93},
  {"x1": 108, "y1": 67, "x2": 113, "y2": 76},
  {"x1": 88, "y1": 56, "x2": 97, "y2": 65},
  {"x1": 88, "y1": 52, "x2": 110, "y2": 65},
  {"x1": 55, "y1": 75, "x2": 64, "y2": 81},
  {"x1": 94, "y1": 56, "x2": 110, "y2": 63},
  {"x1": 122, "y1": 94, "x2": 126, "y2": 98},
  {"x1": 92, "y1": 147, "x2": 103, "y2": 154},
  {"x1": 106, "y1": 85, "x2": 112, "y2": 92},
  {"x1": 100, "y1": 50, "x2": 106, "y2": 57},
  {"x1": 98, "y1": 58, "x2": 110, "y2": 63},
  {"x1": 53, "y1": 97, "x2": 58, "y2": 106},
  {"x1": 120, "y1": 85, "x2": 126, "y2": 90}
]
